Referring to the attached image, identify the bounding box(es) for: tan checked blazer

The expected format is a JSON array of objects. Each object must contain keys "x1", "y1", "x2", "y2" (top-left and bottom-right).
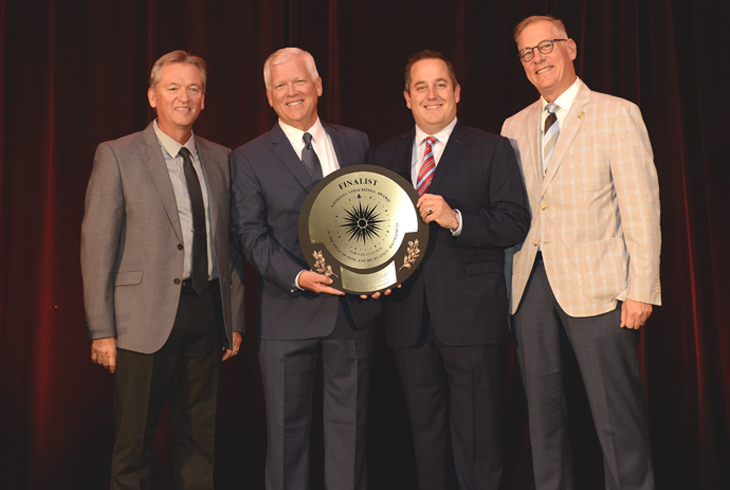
[{"x1": 501, "y1": 79, "x2": 661, "y2": 317}]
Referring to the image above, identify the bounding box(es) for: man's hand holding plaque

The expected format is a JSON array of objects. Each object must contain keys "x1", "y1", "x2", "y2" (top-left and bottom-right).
[{"x1": 297, "y1": 270, "x2": 345, "y2": 296}]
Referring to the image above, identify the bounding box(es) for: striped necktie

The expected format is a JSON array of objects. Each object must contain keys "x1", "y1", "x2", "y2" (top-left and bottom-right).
[
  {"x1": 543, "y1": 103, "x2": 559, "y2": 174},
  {"x1": 416, "y1": 136, "x2": 436, "y2": 195}
]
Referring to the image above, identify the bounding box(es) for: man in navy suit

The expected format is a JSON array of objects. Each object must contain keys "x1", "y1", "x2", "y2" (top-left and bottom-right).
[
  {"x1": 370, "y1": 50, "x2": 530, "y2": 490},
  {"x1": 229, "y1": 48, "x2": 381, "y2": 490}
]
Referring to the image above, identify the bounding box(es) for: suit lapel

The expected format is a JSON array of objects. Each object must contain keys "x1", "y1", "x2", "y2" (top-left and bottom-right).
[
  {"x1": 325, "y1": 122, "x2": 351, "y2": 168},
  {"x1": 270, "y1": 123, "x2": 315, "y2": 191},
  {"x1": 395, "y1": 130, "x2": 416, "y2": 182},
  {"x1": 139, "y1": 123, "x2": 184, "y2": 243},
  {"x1": 523, "y1": 102, "x2": 543, "y2": 187},
  {"x1": 429, "y1": 122, "x2": 467, "y2": 193},
  {"x1": 541, "y1": 81, "x2": 590, "y2": 196}
]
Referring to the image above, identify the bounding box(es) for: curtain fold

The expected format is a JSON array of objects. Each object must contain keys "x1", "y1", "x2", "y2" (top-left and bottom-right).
[{"x1": 0, "y1": 1, "x2": 727, "y2": 488}]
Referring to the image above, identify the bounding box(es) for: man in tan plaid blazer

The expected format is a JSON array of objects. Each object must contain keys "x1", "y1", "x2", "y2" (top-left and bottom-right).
[{"x1": 501, "y1": 15, "x2": 661, "y2": 490}]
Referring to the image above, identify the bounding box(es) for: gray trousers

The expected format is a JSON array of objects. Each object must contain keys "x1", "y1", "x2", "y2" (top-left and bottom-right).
[
  {"x1": 513, "y1": 255, "x2": 654, "y2": 490},
  {"x1": 258, "y1": 308, "x2": 374, "y2": 490}
]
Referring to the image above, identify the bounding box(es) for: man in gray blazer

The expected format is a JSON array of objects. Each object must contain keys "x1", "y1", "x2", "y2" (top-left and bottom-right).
[
  {"x1": 230, "y1": 47, "x2": 380, "y2": 490},
  {"x1": 81, "y1": 50, "x2": 244, "y2": 489}
]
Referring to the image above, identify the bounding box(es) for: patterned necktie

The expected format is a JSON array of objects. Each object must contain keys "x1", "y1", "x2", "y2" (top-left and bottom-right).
[
  {"x1": 302, "y1": 132, "x2": 323, "y2": 181},
  {"x1": 180, "y1": 147, "x2": 208, "y2": 296},
  {"x1": 416, "y1": 136, "x2": 436, "y2": 195},
  {"x1": 543, "y1": 103, "x2": 560, "y2": 174}
]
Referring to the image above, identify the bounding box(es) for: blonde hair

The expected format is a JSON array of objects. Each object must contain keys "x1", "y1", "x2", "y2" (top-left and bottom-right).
[{"x1": 149, "y1": 50, "x2": 207, "y2": 93}]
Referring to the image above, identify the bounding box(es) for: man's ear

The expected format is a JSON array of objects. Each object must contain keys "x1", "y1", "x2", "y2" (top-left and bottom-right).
[{"x1": 567, "y1": 39, "x2": 577, "y2": 61}]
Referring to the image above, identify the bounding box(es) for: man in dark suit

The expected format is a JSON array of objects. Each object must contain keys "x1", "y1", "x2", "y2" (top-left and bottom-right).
[
  {"x1": 81, "y1": 51, "x2": 244, "y2": 489},
  {"x1": 229, "y1": 47, "x2": 381, "y2": 490},
  {"x1": 370, "y1": 50, "x2": 530, "y2": 490}
]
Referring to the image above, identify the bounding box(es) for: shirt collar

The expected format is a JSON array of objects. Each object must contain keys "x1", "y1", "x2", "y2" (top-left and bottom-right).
[
  {"x1": 153, "y1": 119, "x2": 197, "y2": 159},
  {"x1": 414, "y1": 116, "x2": 458, "y2": 147},
  {"x1": 278, "y1": 116, "x2": 325, "y2": 146},
  {"x1": 540, "y1": 76, "x2": 581, "y2": 114}
]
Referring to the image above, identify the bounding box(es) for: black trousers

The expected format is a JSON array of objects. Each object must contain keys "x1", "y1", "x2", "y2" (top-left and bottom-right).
[
  {"x1": 393, "y1": 302, "x2": 504, "y2": 490},
  {"x1": 110, "y1": 281, "x2": 224, "y2": 490}
]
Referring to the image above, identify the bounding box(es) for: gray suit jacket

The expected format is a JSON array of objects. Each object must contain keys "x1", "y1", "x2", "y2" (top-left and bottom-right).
[
  {"x1": 81, "y1": 122, "x2": 244, "y2": 354},
  {"x1": 230, "y1": 121, "x2": 380, "y2": 341}
]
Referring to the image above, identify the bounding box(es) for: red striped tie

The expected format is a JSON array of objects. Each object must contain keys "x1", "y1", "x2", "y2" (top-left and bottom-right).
[{"x1": 416, "y1": 136, "x2": 436, "y2": 195}]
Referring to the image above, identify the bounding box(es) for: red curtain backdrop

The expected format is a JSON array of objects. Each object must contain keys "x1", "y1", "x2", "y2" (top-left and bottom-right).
[{"x1": 1, "y1": 1, "x2": 728, "y2": 489}]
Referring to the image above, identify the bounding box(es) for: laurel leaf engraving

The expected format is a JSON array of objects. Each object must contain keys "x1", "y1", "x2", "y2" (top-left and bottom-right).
[
  {"x1": 398, "y1": 239, "x2": 421, "y2": 272},
  {"x1": 312, "y1": 251, "x2": 339, "y2": 279}
]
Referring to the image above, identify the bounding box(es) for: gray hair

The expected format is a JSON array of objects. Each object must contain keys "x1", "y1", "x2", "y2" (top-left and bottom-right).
[
  {"x1": 263, "y1": 47, "x2": 319, "y2": 90},
  {"x1": 513, "y1": 15, "x2": 569, "y2": 42}
]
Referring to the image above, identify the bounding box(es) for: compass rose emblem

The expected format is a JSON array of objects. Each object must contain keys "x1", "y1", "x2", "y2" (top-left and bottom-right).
[{"x1": 341, "y1": 202, "x2": 384, "y2": 244}]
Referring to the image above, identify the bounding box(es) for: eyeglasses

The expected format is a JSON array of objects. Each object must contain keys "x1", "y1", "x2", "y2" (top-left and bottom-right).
[{"x1": 518, "y1": 39, "x2": 568, "y2": 62}]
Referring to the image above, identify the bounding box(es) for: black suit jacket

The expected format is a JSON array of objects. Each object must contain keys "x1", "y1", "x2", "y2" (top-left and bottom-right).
[
  {"x1": 230, "y1": 121, "x2": 381, "y2": 341},
  {"x1": 370, "y1": 122, "x2": 530, "y2": 347}
]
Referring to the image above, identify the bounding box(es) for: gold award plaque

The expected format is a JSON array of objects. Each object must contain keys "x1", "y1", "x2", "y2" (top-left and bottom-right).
[{"x1": 299, "y1": 165, "x2": 429, "y2": 294}]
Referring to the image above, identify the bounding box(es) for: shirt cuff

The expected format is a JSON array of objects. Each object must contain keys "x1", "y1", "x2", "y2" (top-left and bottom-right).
[
  {"x1": 292, "y1": 270, "x2": 306, "y2": 292},
  {"x1": 450, "y1": 209, "x2": 463, "y2": 236}
]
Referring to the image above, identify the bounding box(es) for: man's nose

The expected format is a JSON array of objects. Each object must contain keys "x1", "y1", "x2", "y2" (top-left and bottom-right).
[{"x1": 532, "y1": 48, "x2": 545, "y2": 63}]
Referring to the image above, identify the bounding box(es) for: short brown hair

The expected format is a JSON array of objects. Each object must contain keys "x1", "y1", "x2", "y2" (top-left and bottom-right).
[
  {"x1": 513, "y1": 15, "x2": 569, "y2": 42},
  {"x1": 404, "y1": 49, "x2": 458, "y2": 92},
  {"x1": 149, "y1": 50, "x2": 207, "y2": 93}
]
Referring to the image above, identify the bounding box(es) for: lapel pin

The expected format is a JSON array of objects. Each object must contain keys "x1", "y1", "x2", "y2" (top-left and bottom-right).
[{"x1": 577, "y1": 111, "x2": 585, "y2": 119}]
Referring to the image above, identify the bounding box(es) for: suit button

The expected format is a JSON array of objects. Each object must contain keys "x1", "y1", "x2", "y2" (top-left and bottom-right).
[
  {"x1": 540, "y1": 204, "x2": 547, "y2": 211},
  {"x1": 174, "y1": 278, "x2": 181, "y2": 285},
  {"x1": 177, "y1": 244, "x2": 184, "y2": 250},
  {"x1": 533, "y1": 240, "x2": 539, "y2": 246}
]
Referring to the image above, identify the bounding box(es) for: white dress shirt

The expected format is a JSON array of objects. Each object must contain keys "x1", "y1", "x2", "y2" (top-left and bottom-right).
[
  {"x1": 153, "y1": 120, "x2": 218, "y2": 281},
  {"x1": 278, "y1": 117, "x2": 341, "y2": 289},
  {"x1": 412, "y1": 117, "x2": 462, "y2": 235},
  {"x1": 278, "y1": 117, "x2": 340, "y2": 177},
  {"x1": 540, "y1": 77, "x2": 581, "y2": 169}
]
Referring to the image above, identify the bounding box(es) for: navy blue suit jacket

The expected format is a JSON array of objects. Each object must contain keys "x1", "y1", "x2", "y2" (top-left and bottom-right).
[
  {"x1": 230, "y1": 122, "x2": 381, "y2": 341},
  {"x1": 370, "y1": 121, "x2": 530, "y2": 347}
]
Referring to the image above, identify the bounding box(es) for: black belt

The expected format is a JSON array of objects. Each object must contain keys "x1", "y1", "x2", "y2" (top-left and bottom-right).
[{"x1": 181, "y1": 277, "x2": 219, "y2": 295}]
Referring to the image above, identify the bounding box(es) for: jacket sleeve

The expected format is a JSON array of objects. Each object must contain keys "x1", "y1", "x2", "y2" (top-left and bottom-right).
[
  {"x1": 609, "y1": 103, "x2": 661, "y2": 305},
  {"x1": 229, "y1": 149, "x2": 306, "y2": 294},
  {"x1": 80, "y1": 142, "x2": 125, "y2": 340},
  {"x1": 454, "y1": 136, "x2": 531, "y2": 249}
]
